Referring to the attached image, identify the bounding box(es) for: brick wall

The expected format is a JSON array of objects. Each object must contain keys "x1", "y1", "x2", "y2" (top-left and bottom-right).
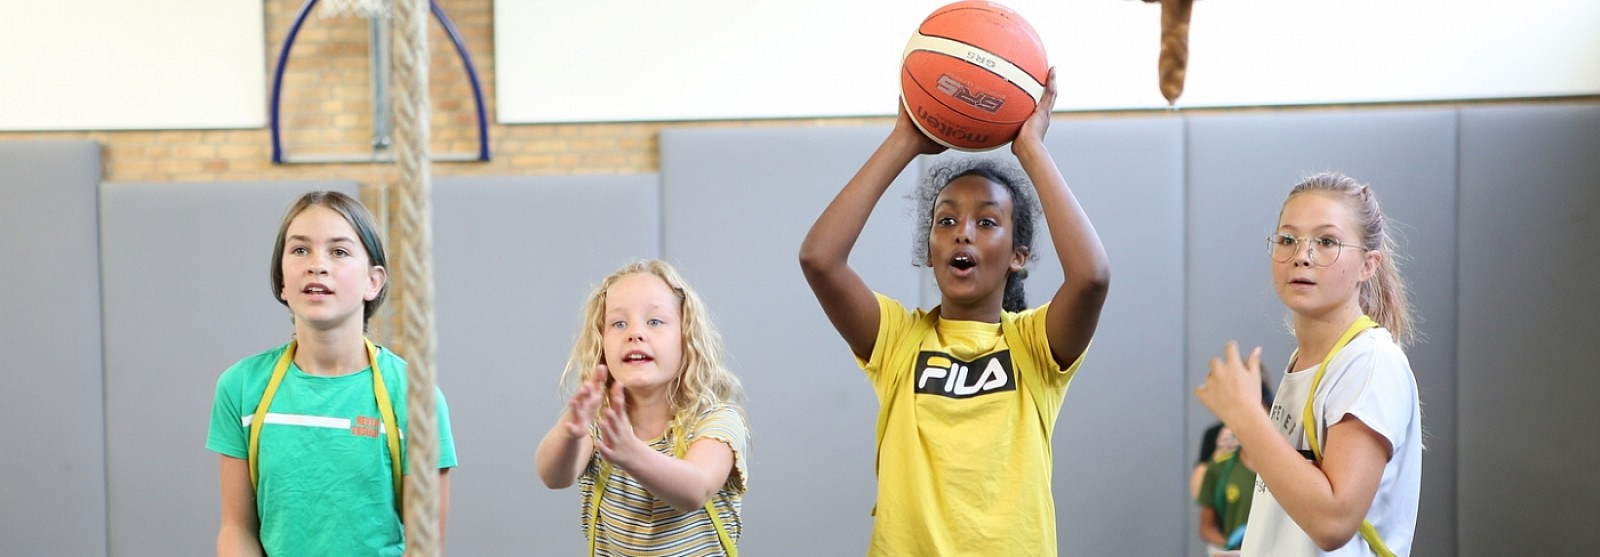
[
  {"x1": 0, "y1": 0, "x2": 872, "y2": 189},
  {"x1": 0, "y1": 0, "x2": 1589, "y2": 191}
]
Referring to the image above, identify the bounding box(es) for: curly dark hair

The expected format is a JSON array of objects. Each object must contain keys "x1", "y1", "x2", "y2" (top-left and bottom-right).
[{"x1": 910, "y1": 157, "x2": 1040, "y2": 312}]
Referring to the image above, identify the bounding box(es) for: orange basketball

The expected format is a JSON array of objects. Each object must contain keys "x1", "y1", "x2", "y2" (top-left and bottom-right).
[{"x1": 900, "y1": 1, "x2": 1048, "y2": 151}]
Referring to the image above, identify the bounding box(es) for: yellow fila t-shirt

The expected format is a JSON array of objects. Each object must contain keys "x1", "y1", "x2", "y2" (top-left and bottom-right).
[{"x1": 859, "y1": 293, "x2": 1084, "y2": 557}]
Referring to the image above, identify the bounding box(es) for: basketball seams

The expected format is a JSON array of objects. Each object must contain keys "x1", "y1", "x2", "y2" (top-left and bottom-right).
[
  {"x1": 902, "y1": 32, "x2": 1045, "y2": 101},
  {"x1": 918, "y1": 3, "x2": 1047, "y2": 80},
  {"x1": 901, "y1": 55, "x2": 1030, "y2": 125},
  {"x1": 900, "y1": 0, "x2": 1048, "y2": 151}
]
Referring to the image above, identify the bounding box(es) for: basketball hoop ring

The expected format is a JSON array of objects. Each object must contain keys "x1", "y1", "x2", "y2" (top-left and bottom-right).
[{"x1": 269, "y1": 0, "x2": 490, "y2": 163}]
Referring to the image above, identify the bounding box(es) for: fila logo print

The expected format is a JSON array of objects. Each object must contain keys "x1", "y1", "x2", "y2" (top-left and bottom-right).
[{"x1": 915, "y1": 351, "x2": 1016, "y2": 399}]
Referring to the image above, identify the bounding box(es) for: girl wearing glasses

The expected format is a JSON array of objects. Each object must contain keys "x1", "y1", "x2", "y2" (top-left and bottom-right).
[{"x1": 1196, "y1": 173, "x2": 1421, "y2": 556}]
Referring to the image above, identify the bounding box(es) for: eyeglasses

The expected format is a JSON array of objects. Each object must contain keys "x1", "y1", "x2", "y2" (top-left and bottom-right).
[{"x1": 1266, "y1": 234, "x2": 1367, "y2": 266}]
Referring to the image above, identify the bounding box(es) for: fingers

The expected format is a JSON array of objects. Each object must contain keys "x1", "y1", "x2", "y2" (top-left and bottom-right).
[
  {"x1": 1222, "y1": 340, "x2": 1241, "y2": 365},
  {"x1": 1039, "y1": 67, "x2": 1059, "y2": 111},
  {"x1": 598, "y1": 381, "x2": 630, "y2": 440},
  {"x1": 594, "y1": 381, "x2": 634, "y2": 460},
  {"x1": 1245, "y1": 346, "x2": 1262, "y2": 377},
  {"x1": 609, "y1": 379, "x2": 626, "y2": 411},
  {"x1": 565, "y1": 364, "x2": 612, "y2": 437}
]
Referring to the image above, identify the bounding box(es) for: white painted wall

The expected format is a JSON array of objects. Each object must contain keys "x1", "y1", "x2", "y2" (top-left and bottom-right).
[
  {"x1": 0, "y1": 0, "x2": 266, "y2": 131},
  {"x1": 495, "y1": 0, "x2": 1600, "y2": 122}
]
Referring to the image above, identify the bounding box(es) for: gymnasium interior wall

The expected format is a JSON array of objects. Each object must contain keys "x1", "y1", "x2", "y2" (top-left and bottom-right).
[{"x1": 1, "y1": 1, "x2": 1597, "y2": 556}]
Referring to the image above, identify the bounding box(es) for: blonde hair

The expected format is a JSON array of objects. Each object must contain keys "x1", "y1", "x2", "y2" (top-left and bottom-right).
[
  {"x1": 1284, "y1": 172, "x2": 1415, "y2": 346},
  {"x1": 560, "y1": 260, "x2": 746, "y2": 448}
]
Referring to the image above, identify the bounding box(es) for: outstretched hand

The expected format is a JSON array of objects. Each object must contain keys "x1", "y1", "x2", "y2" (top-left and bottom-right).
[
  {"x1": 1012, "y1": 67, "x2": 1058, "y2": 155},
  {"x1": 1196, "y1": 341, "x2": 1264, "y2": 427},
  {"x1": 594, "y1": 379, "x2": 649, "y2": 471},
  {"x1": 562, "y1": 364, "x2": 608, "y2": 438}
]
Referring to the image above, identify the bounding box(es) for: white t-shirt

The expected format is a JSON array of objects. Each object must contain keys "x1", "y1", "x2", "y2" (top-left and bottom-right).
[{"x1": 1241, "y1": 328, "x2": 1422, "y2": 557}]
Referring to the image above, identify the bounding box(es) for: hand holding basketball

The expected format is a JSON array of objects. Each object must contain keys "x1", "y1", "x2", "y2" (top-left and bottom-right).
[
  {"x1": 1012, "y1": 67, "x2": 1057, "y2": 156},
  {"x1": 894, "y1": 105, "x2": 950, "y2": 157}
]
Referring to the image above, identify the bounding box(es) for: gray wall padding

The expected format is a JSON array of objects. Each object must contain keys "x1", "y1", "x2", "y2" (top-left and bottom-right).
[
  {"x1": 0, "y1": 140, "x2": 106, "y2": 556},
  {"x1": 98, "y1": 180, "x2": 358, "y2": 556},
  {"x1": 6, "y1": 101, "x2": 1598, "y2": 556},
  {"x1": 1457, "y1": 104, "x2": 1600, "y2": 555},
  {"x1": 432, "y1": 174, "x2": 660, "y2": 556},
  {"x1": 1186, "y1": 109, "x2": 1460, "y2": 557}
]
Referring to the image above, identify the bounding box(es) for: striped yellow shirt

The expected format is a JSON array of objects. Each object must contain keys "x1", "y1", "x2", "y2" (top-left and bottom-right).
[{"x1": 579, "y1": 404, "x2": 748, "y2": 556}]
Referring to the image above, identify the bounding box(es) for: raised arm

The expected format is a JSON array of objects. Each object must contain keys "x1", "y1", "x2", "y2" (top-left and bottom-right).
[
  {"x1": 1011, "y1": 69, "x2": 1111, "y2": 368},
  {"x1": 535, "y1": 366, "x2": 605, "y2": 489},
  {"x1": 799, "y1": 108, "x2": 945, "y2": 361}
]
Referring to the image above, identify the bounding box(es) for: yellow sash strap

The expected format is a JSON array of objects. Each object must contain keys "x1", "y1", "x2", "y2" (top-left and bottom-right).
[
  {"x1": 587, "y1": 436, "x2": 737, "y2": 556},
  {"x1": 247, "y1": 339, "x2": 405, "y2": 513},
  {"x1": 1293, "y1": 315, "x2": 1395, "y2": 557}
]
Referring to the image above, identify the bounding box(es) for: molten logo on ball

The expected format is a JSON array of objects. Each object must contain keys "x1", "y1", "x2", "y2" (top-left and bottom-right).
[
  {"x1": 915, "y1": 105, "x2": 991, "y2": 146},
  {"x1": 935, "y1": 75, "x2": 1005, "y2": 114}
]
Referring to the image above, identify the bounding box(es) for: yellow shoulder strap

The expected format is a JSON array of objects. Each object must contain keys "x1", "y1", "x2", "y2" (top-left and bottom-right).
[
  {"x1": 367, "y1": 339, "x2": 405, "y2": 511},
  {"x1": 588, "y1": 434, "x2": 738, "y2": 556},
  {"x1": 247, "y1": 341, "x2": 297, "y2": 488},
  {"x1": 247, "y1": 338, "x2": 404, "y2": 513},
  {"x1": 1295, "y1": 315, "x2": 1395, "y2": 557}
]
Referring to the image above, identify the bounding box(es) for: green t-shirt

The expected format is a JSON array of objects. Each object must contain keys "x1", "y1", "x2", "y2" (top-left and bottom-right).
[
  {"x1": 1196, "y1": 451, "x2": 1256, "y2": 543},
  {"x1": 207, "y1": 342, "x2": 458, "y2": 557}
]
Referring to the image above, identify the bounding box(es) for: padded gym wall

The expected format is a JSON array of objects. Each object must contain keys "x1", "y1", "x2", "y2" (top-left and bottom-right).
[
  {"x1": 1456, "y1": 104, "x2": 1600, "y2": 555},
  {"x1": 0, "y1": 140, "x2": 107, "y2": 555},
  {"x1": 430, "y1": 174, "x2": 661, "y2": 555}
]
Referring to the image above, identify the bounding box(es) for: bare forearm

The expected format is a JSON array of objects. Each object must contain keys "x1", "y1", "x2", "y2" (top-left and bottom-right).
[
  {"x1": 1015, "y1": 140, "x2": 1110, "y2": 291},
  {"x1": 217, "y1": 526, "x2": 263, "y2": 557},
  {"x1": 1228, "y1": 410, "x2": 1360, "y2": 549},
  {"x1": 799, "y1": 136, "x2": 920, "y2": 272},
  {"x1": 1015, "y1": 139, "x2": 1109, "y2": 366},
  {"x1": 535, "y1": 420, "x2": 590, "y2": 489},
  {"x1": 438, "y1": 469, "x2": 450, "y2": 551},
  {"x1": 619, "y1": 449, "x2": 728, "y2": 513},
  {"x1": 799, "y1": 134, "x2": 921, "y2": 358},
  {"x1": 1198, "y1": 512, "x2": 1227, "y2": 547}
]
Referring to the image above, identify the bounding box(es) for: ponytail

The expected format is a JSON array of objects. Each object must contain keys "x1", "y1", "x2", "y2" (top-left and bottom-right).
[{"x1": 1003, "y1": 269, "x2": 1028, "y2": 313}]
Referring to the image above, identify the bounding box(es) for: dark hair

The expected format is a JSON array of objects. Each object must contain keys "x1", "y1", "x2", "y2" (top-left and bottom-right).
[
  {"x1": 270, "y1": 191, "x2": 388, "y2": 323},
  {"x1": 912, "y1": 158, "x2": 1039, "y2": 312}
]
